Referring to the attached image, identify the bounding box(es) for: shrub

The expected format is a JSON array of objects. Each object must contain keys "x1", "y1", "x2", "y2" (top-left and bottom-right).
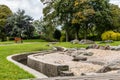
[
  {"x1": 101, "y1": 31, "x2": 120, "y2": 41},
  {"x1": 53, "y1": 29, "x2": 61, "y2": 40},
  {"x1": 60, "y1": 34, "x2": 66, "y2": 42}
]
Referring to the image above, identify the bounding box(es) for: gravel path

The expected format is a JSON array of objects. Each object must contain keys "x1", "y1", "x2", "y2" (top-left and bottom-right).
[{"x1": 34, "y1": 49, "x2": 120, "y2": 76}]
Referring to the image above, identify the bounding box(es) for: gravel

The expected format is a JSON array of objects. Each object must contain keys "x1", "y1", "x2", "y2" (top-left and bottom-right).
[{"x1": 34, "y1": 49, "x2": 120, "y2": 76}]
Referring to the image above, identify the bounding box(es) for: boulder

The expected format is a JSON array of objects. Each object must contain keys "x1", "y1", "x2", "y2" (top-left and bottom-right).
[
  {"x1": 115, "y1": 46, "x2": 120, "y2": 51},
  {"x1": 96, "y1": 66, "x2": 112, "y2": 73},
  {"x1": 81, "y1": 72, "x2": 98, "y2": 76},
  {"x1": 104, "y1": 45, "x2": 111, "y2": 50},
  {"x1": 99, "y1": 46, "x2": 106, "y2": 50},
  {"x1": 70, "y1": 39, "x2": 79, "y2": 44},
  {"x1": 72, "y1": 56, "x2": 87, "y2": 61},
  {"x1": 70, "y1": 51, "x2": 82, "y2": 57},
  {"x1": 105, "y1": 40, "x2": 113, "y2": 43},
  {"x1": 83, "y1": 52, "x2": 94, "y2": 56},
  {"x1": 53, "y1": 46, "x2": 67, "y2": 51},
  {"x1": 60, "y1": 71, "x2": 74, "y2": 76},
  {"x1": 99, "y1": 40, "x2": 113, "y2": 44},
  {"x1": 110, "y1": 45, "x2": 120, "y2": 51},
  {"x1": 80, "y1": 39, "x2": 95, "y2": 44},
  {"x1": 86, "y1": 44, "x2": 99, "y2": 49}
]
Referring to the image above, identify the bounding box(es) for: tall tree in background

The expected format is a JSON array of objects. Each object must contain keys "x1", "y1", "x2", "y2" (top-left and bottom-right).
[
  {"x1": 40, "y1": 0, "x2": 120, "y2": 41},
  {"x1": 55, "y1": 0, "x2": 74, "y2": 41},
  {"x1": 0, "y1": 5, "x2": 12, "y2": 41},
  {"x1": 92, "y1": 0, "x2": 113, "y2": 37},
  {"x1": 110, "y1": 4, "x2": 120, "y2": 32},
  {"x1": 5, "y1": 9, "x2": 34, "y2": 39},
  {"x1": 40, "y1": 0, "x2": 57, "y2": 40},
  {"x1": 72, "y1": 0, "x2": 95, "y2": 39}
]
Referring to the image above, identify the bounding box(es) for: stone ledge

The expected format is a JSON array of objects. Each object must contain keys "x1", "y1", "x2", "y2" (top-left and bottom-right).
[
  {"x1": 27, "y1": 53, "x2": 69, "y2": 77},
  {"x1": 7, "y1": 51, "x2": 48, "y2": 78}
]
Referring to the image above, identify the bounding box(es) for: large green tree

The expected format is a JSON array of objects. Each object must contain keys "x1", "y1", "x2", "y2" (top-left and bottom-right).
[
  {"x1": 0, "y1": 5, "x2": 12, "y2": 41},
  {"x1": 110, "y1": 4, "x2": 120, "y2": 32},
  {"x1": 5, "y1": 9, "x2": 34, "y2": 39},
  {"x1": 40, "y1": 0, "x2": 120, "y2": 41}
]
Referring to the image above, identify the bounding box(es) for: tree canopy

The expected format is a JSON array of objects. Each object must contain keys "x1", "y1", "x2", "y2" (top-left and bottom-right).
[
  {"x1": 0, "y1": 5, "x2": 12, "y2": 41},
  {"x1": 40, "y1": 0, "x2": 120, "y2": 41},
  {"x1": 5, "y1": 9, "x2": 34, "y2": 39}
]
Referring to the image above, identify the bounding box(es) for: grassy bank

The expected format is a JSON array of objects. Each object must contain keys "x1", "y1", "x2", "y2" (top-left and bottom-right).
[{"x1": 0, "y1": 40, "x2": 120, "y2": 80}]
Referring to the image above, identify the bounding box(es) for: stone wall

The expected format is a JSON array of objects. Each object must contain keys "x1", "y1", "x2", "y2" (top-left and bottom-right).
[{"x1": 27, "y1": 54, "x2": 69, "y2": 77}]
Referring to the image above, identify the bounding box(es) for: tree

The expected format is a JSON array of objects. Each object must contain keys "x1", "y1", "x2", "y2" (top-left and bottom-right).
[
  {"x1": 53, "y1": 29, "x2": 61, "y2": 40},
  {"x1": 40, "y1": 0, "x2": 120, "y2": 41},
  {"x1": 56, "y1": 0, "x2": 74, "y2": 41},
  {"x1": 5, "y1": 9, "x2": 34, "y2": 39},
  {"x1": 110, "y1": 4, "x2": 120, "y2": 32},
  {"x1": 40, "y1": 0, "x2": 60, "y2": 41},
  {"x1": 32, "y1": 19, "x2": 44, "y2": 34},
  {"x1": 91, "y1": 0, "x2": 113, "y2": 37},
  {"x1": 72, "y1": 0, "x2": 96, "y2": 39},
  {"x1": 0, "y1": 5, "x2": 12, "y2": 41}
]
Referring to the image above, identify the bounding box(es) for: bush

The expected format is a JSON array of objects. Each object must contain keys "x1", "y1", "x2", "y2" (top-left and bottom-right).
[
  {"x1": 53, "y1": 29, "x2": 61, "y2": 40},
  {"x1": 101, "y1": 31, "x2": 120, "y2": 41},
  {"x1": 60, "y1": 34, "x2": 66, "y2": 42}
]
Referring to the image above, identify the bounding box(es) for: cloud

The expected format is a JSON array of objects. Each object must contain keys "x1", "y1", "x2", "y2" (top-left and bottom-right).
[
  {"x1": 0, "y1": 0, "x2": 44, "y2": 20},
  {"x1": 0, "y1": 0, "x2": 120, "y2": 20},
  {"x1": 109, "y1": 0, "x2": 120, "y2": 7}
]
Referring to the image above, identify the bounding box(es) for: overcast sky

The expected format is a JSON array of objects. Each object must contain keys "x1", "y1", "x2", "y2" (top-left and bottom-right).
[{"x1": 0, "y1": 0, "x2": 120, "y2": 20}]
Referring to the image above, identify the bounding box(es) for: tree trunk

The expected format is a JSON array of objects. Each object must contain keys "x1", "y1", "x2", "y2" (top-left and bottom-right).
[
  {"x1": 65, "y1": 29, "x2": 69, "y2": 42},
  {"x1": 84, "y1": 31, "x2": 87, "y2": 39},
  {"x1": 75, "y1": 31, "x2": 79, "y2": 40},
  {"x1": 84, "y1": 27, "x2": 87, "y2": 39}
]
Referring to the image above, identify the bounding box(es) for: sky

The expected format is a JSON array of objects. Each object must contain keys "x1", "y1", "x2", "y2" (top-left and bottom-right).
[{"x1": 0, "y1": 0, "x2": 120, "y2": 20}]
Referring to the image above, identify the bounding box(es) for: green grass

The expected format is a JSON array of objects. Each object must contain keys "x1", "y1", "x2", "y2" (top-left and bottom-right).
[{"x1": 1, "y1": 40, "x2": 120, "y2": 80}]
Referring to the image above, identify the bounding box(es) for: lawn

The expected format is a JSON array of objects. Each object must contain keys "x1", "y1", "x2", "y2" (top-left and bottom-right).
[{"x1": 0, "y1": 40, "x2": 120, "y2": 80}]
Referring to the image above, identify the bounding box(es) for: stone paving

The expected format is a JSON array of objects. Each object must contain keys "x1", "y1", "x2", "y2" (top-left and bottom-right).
[{"x1": 30, "y1": 73, "x2": 120, "y2": 80}]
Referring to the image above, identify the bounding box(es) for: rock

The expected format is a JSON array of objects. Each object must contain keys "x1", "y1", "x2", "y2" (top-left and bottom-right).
[
  {"x1": 86, "y1": 45, "x2": 94, "y2": 49},
  {"x1": 99, "y1": 46, "x2": 106, "y2": 50},
  {"x1": 46, "y1": 44, "x2": 52, "y2": 47},
  {"x1": 87, "y1": 61, "x2": 105, "y2": 65},
  {"x1": 81, "y1": 72, "x2": 98, "y2": 76},
  {"x1": 78, "y1": 48, "x2": 86, "y2": 50},
  {"x1": 110, "y1": 45, "x2": 120, "y2": 51},
  {"x1": 70, "y1": 39, "x2": 79, "y2": 44},
  {"x1": 87, "y1": 44, "x2": 111, "y2": 50},
  {"x1": 67, "y1": 48, "x2": 77, "y2": 51},
  {"x1": 53, "y1": 46, "x2": 67, "y2": 51},
  {"x1": 105, "y1": 40, "x2": 113, "y2": 43},
  {"x1": 79, "y1": 39, "x2": 95, "y2": 44},
  {"x1": 110, "y1": 46, "x2": 117, "y2": 50},
  {"x1": 117, "y1": 70, "x2": 120, "y2": 73},
  {"x1": 83, "y1": 52, "x2": 94, "y2": 56},
  {"x1": 104, "y1": 45, "x2": 111, "y2": 50},
  {"x1": 99, "y1": 40, "x2": 113, "y2": 43},
  {"x1": 86, "y1": 44, "x2": 99, "y2": 49},
  {"x1": 72, "y1": 56, "x2": 87, "y2": 61},
  {"x1": 94, "y1": 45, "x2": 100, "y2": 49},
  {"x1": 96, "y1": 66, "x2": 112, "y2": 73},
  {"x1": 60, "y1": 71, "x2": 74, "y2": 76},
  {"x1": 70, "y1": 51, "x2": 82, "y2": 57},
  {"x1": 116, "y1": 46, "x2": 120, "y2": 51}
]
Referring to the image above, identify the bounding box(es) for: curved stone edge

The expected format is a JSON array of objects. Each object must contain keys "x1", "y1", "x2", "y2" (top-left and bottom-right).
[
  {"x1": 28, "y1": 53, "x2": 69, "y2": 77},
  {"x1": 7, "y1": 52, "x2": 48, "y2": 79}
]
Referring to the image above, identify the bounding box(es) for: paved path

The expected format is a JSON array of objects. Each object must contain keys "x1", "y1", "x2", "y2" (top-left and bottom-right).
[{"x1": 31, "y1": 73, "x2": 120, "y2": 80}]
